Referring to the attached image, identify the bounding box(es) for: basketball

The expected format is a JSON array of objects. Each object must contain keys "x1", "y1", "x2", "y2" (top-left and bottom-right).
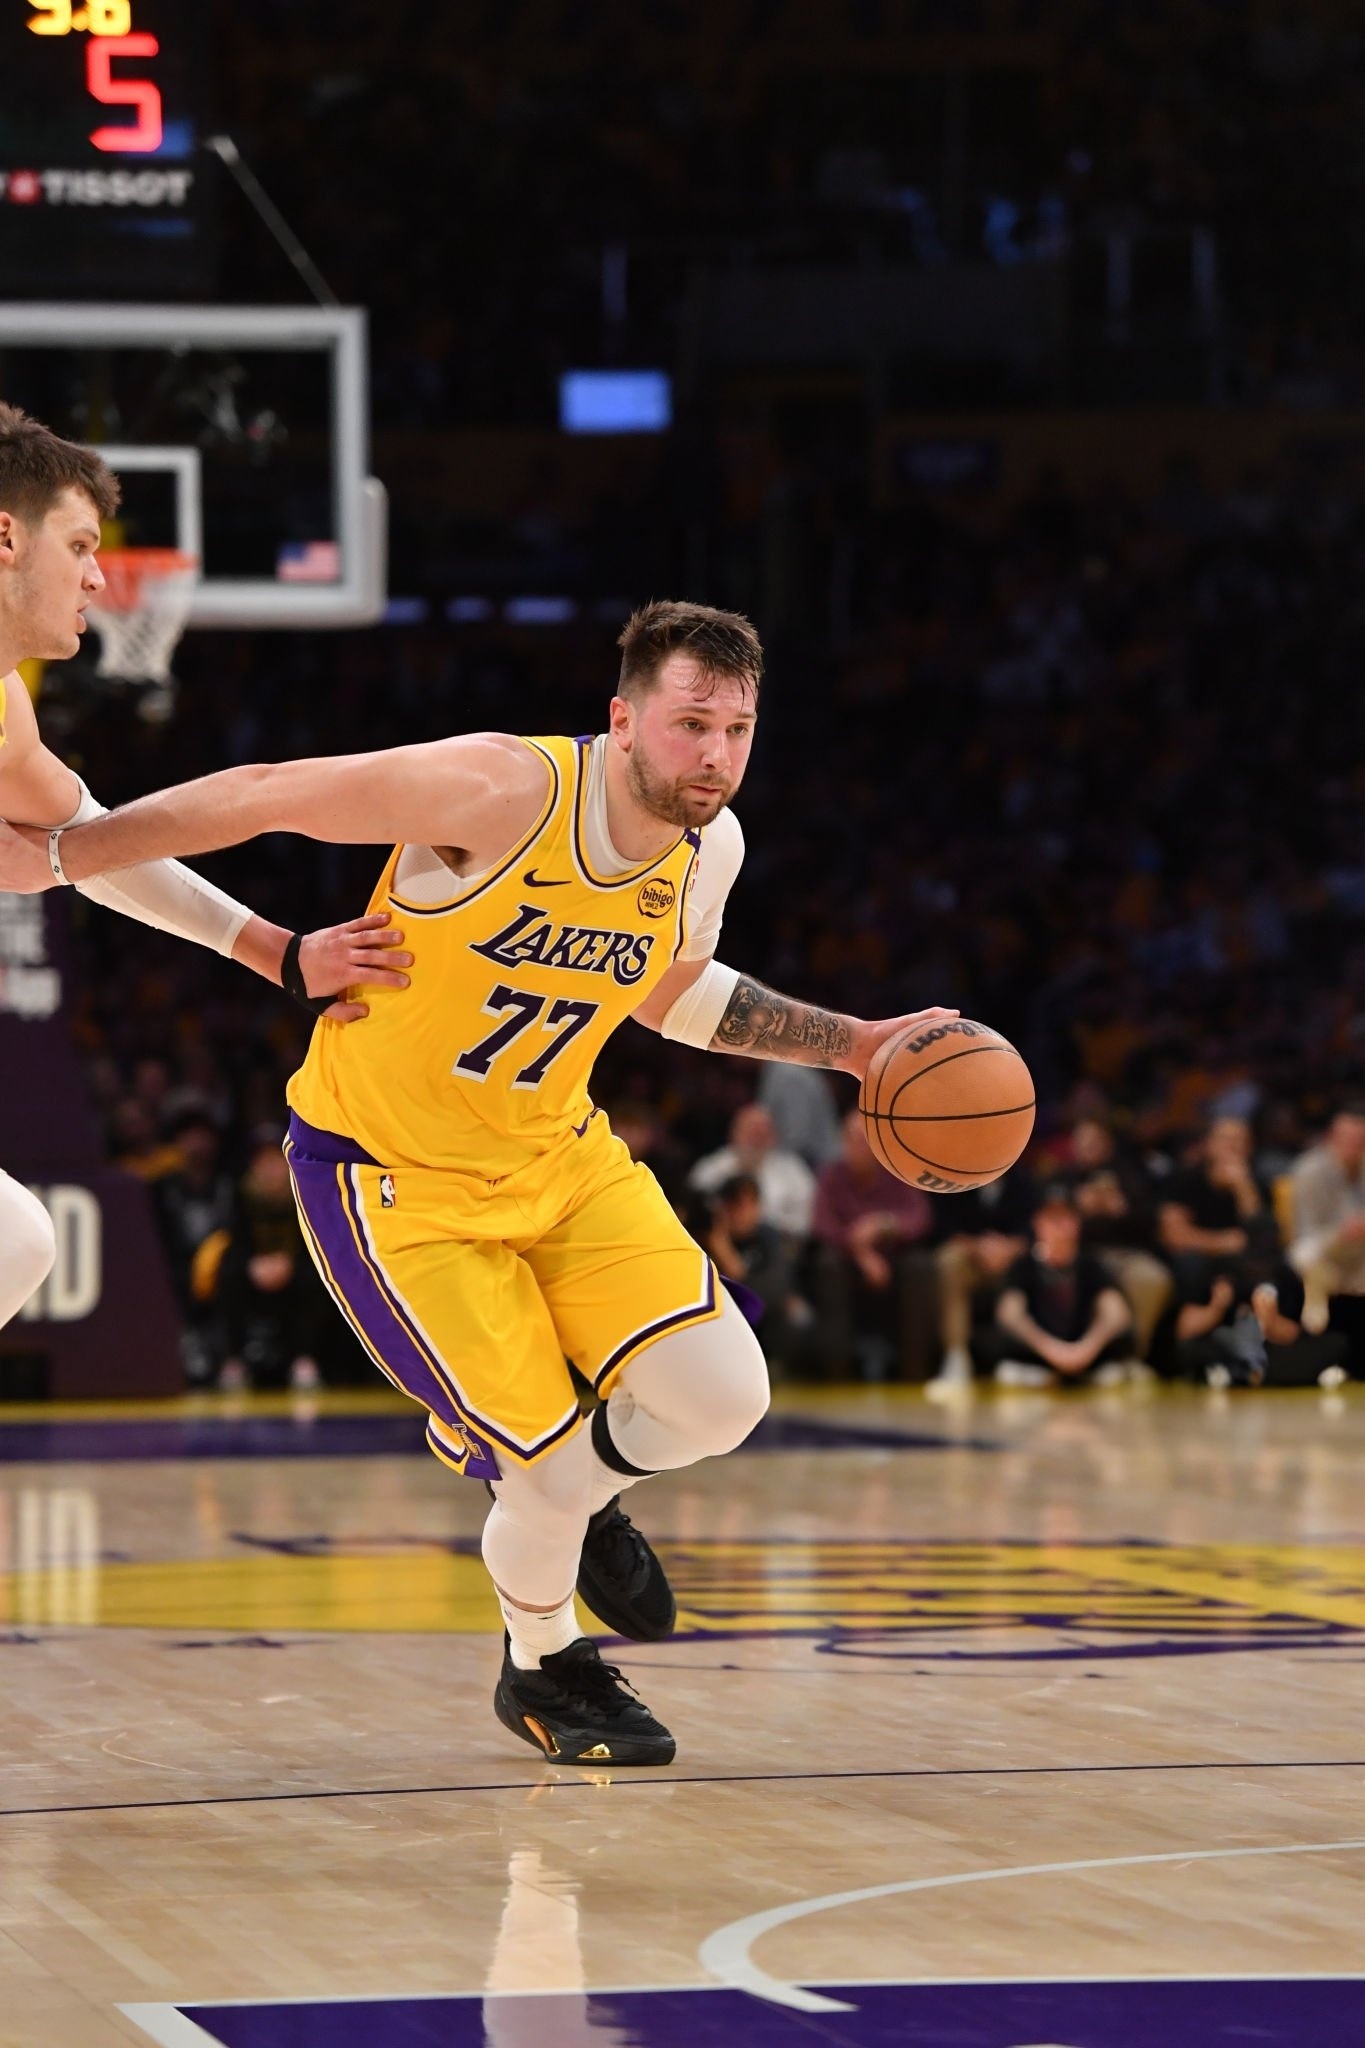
[{"x1": 859, "y1": 1017, "x2": 1035, "y2": 1193}]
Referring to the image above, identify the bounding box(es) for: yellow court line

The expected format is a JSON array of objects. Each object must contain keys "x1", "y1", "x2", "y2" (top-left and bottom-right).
[{"x1": 6, "y1": 1537, "x2": 1365, "y2": 1639}]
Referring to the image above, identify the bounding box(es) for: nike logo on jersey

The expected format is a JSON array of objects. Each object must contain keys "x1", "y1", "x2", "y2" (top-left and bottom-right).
[
  {"x1": 523, "y1": 869, "x2": 570, "y2": 887},
  {"x1": 471, "y1": 903, "x2": 655, "y2": 985}
]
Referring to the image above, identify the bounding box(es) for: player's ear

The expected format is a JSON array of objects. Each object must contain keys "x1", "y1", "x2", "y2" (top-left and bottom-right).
[
  {"x1": 607, "y1": 694, "x2": 634, "y2": 743},
  {"x1": 0, "y1": 511, "x2": 17, "y2": 565}
]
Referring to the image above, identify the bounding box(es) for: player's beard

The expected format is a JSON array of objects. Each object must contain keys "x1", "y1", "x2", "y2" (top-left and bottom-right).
[{"x1": 626, "y1": 745, "x2": 731, "y2": 827}]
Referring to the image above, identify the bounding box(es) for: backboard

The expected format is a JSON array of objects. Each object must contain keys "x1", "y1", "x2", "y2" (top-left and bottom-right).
[{"x1": 0, "y1": 303, "x2": 387, "y2": 628}]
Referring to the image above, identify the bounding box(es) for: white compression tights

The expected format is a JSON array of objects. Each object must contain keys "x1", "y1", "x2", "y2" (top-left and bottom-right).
[
  {"x1": 0, "y1": 1172, "x2": 54, "y2": 1329},
  {"x1": 481, "y1": 1288, "x2": 770, "y2": 1621}
]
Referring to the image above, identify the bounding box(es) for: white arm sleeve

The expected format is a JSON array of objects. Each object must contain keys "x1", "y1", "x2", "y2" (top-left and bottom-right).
[
  {"x1": 659, "y1": 957, "x2": 741, "y2": 1049},
  {"x1": 60, "y1": 779, "x2": 253, "y2": 958}
]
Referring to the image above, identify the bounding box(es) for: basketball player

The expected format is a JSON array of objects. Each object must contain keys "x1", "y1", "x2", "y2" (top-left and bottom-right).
[
  {"x1": 0, "y1": 402, "x2": 412, "y2": 1332},
  {"x1": 0, "y1": 600, "x2": 954, "y2": 1764}
]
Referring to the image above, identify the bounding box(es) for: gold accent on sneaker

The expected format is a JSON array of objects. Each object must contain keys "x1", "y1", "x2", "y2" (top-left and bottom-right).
[
  {"x1": 579, "y1": 1743, "x2": 613, "y2": 1759},
  {"x1": 523, "y1": 1715, "x2": 560, "y2": 1757}
]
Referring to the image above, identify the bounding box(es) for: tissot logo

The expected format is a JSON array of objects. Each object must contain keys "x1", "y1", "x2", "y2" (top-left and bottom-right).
[
  {"x1": 471, "y1": 903, "x2": 655, "y2": 984},
  {"x1": 0, "y1": 168, "x2": 195, "y2": 209},
  {"x1": 637, "y1": 878, "x2": 676, "y2": 918}
]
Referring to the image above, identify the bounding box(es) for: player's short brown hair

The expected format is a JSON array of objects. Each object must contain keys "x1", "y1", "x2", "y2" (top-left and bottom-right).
[
  {"x1": 0, "y1": 403, "x2": 120, "y2": 525},
  {"x1": 617, "y1": 599, "x2": 763, "y2": 701}
]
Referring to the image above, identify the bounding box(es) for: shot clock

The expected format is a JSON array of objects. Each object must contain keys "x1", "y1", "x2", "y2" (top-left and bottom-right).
[{"x1": 0, "y1": 0, "x2": 213, "y2": 296}]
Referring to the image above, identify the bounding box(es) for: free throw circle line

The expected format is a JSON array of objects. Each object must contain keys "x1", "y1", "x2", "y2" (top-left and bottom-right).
[{"x1": 698, "y1": 1834, "x2": 1365, "y2": 2014}]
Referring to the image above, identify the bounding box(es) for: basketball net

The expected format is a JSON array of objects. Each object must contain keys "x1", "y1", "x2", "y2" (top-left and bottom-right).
[{"x1": 86, "y1": 548, "x2": 200, "y2": 688}]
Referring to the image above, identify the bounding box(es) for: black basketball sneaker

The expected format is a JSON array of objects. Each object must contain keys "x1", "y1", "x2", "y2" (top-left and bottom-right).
[
  {"x1": 494, "y1": 1636, "x2": 677, "y2": 1766},
  {"x1": 576, "y1": 1495, "x2": 677, "y2": 1641}
]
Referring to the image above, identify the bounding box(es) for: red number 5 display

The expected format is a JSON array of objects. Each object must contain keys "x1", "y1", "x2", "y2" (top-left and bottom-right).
[{"x1": 87, "y1": 33, "x2": 163, "y2": 154}]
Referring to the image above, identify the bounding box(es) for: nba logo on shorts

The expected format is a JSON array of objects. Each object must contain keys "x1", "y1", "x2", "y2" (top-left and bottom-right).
[{"x1": 379, "y1": 1173, "x2": 396, "y2": 1209}]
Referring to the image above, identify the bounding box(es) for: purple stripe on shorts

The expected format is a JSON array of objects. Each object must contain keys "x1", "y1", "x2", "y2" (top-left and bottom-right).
[
  {"x1": 334, "y1": 1165, "x2": 577, "y2": 1466},
  {"x1": 286, "y1": 1113, "x2": 581, "y2": 1472},
  {"x1": 285, "y1": 1131, "x2": 502, "y2": 1484},
  {"x1": 287, "y1": 1112, "x2": 378, "y2": 1167}
]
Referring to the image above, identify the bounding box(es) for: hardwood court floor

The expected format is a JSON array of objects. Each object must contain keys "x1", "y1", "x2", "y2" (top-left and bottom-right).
[{"x1": 2, "y1": 1380, "x2": 1365, "y2": 2045}]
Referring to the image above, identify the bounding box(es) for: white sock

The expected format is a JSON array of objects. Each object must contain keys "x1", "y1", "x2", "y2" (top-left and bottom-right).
[
  {"x1": 498, "y1": 1591, "x2": 582, "y2": 1670},
  {"x1": 480, "y1": 1434, "x2": 596, "y2": 1669}
]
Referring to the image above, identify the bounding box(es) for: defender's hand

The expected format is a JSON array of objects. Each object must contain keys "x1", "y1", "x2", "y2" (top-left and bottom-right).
[
  {"x1": 0, "y1": 820, "x2": 60, "y2": 894},
  {"x1": 845, "y1": 1007, "x2": 959, "y2": 1082},
  {"x1": 300, "y1": 912, "x2": 412, "y2": 1025}
]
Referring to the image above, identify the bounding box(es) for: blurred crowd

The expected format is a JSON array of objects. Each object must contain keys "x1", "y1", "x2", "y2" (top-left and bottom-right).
[
  {"x1": 37, "y1": 0, "x2": 1365, "y2": 1391},
  {"x1": 58, "y1": 431, "x2": 1365, "y2": 1392},
  {"x1": 103, "y1": 1044, "x2": 1365, "y2": 1397},
  {"x1": 220, "y1": 0, "x2": 1365, "y2": 419}
]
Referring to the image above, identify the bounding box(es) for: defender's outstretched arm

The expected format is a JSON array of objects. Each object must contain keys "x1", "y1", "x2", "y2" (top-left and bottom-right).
[{"x1": 0, "y1": 671, "x2": 410, "y2": 1016}]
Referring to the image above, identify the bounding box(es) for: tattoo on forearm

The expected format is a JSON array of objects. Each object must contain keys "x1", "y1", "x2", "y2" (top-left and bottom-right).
[{"x1": 710, "y1": 975, "x2": 852, "y2": 1067}]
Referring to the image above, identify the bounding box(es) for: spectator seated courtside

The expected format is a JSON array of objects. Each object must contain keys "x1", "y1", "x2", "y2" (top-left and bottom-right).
[
  {"x1": 811, "y1": 1110, "x2": 937, "y2": 1381},
  {"x1": 1054, "y1": 1116, "x2": 1172, "y2": 1360},
  {"x1": 705, "y1": 1173, "x2": 817, "y2": 1379},
  {"x1": 1157, "y1": 1256, "x2": 1351, "y2": 1390},
  {"x1": 1157, "y1": 1116, "x2": 1277, "y2": 1310},
  {"x1": 927, "y1": 1166, "x2": 1037, "y2": 1393},
  {"x1": 984, "y1": 1186, "x2": 1141, "y2": 1389},
  {"x1": 216, "y1": 1139, "x2": 328, "y2": 1394},
  {"x1": 1286, "y1": 1103, "x2": 1365, "y2": 1368},
  {"x1": 150, "y1": 1110, "x2": 238, "y2": 1388},
  {"x1": 689, "y1": 1101, "x2": 817, "y2": 1247}
]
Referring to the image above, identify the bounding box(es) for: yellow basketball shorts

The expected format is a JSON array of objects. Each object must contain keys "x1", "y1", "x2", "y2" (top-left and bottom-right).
[{"x1": 284, "y1": 1109, "x2": 724, "y2": 1479}]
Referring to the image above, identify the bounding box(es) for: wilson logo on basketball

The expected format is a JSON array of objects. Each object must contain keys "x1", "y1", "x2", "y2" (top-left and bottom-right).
[
  {"x1": 901, "y1": 1018, "x2": 993, "y2": 1057},
  {"x1": 637, "y1": 879, "x2": 676, "y2": 918}
]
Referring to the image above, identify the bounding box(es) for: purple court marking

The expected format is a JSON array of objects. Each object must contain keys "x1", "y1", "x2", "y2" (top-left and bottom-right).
[
  {"x1": 173, "y1": 1978, "x2": 1365, "y2": 2047},
  {"x1": 0, "y1": 1410, "x2": 992, "y2": 1464}
]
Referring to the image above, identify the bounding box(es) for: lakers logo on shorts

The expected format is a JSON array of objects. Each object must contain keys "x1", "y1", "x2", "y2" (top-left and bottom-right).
[{"x1": 637, "y1": 877, "x2": 676, "y2": 918}]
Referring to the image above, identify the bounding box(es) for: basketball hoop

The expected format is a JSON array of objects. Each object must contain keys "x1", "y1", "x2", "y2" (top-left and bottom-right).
[{"x1": 87, "y1": 548, "x2": 200, "y2": 688}]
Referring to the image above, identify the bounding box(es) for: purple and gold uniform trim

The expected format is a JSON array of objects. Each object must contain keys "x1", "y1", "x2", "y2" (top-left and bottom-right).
[
  {"x1": 284, "y1": 1114, "x2": 583, "y2": 1478},
  {"x1": 569, "y1": 734, "x2": 689, "y2": 890},
  {"x1": 386, "y1": 739, "x2": 561, "y2": 919},
  {"x1": 591, "y1": 1250, "x2": 722, "y2": 1393}
]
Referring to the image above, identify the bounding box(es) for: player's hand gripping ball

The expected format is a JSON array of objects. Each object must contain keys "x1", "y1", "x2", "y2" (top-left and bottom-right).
[{"x1": 859, "y1": 1018, "x2": 1035, "y2": 1193}]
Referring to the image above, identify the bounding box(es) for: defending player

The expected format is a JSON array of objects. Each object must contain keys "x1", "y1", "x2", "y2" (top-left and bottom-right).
[
  {"x1": 0, "y1": 402, "x2": 412, "y2": 1330},
  {"x1": 0, "y1": 600, "x2": 954, "y2": 1765}
]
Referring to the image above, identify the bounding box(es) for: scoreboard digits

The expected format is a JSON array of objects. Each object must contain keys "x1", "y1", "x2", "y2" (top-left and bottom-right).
[
  {"x1": 28, "y1": 2, "x2": 134, "y2": 32},
  {"x1": 26, "y1": 1, "x2": 160, "y2": 154},
  {"x1": 2, "y1": 0, "x2": 211, "y2": 294}
]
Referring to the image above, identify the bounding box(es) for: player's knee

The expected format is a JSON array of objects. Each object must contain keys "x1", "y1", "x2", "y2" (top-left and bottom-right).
[
  {"x1": 622, "y1": 1301, "x2": 771, "y2": 1458},
  {"x1": 0, "y1": 1183, "x2": 55, "y2": 1326},
  {"x1": 712, "y1": 1351, "x2": 773, "y2": 1449},
  {"x1": 702, "y1": 1336, "x2": 771, "y2": 1453},
  {"x1": 3, "y1": 1181, "x2": 56, "y2": 1294}
]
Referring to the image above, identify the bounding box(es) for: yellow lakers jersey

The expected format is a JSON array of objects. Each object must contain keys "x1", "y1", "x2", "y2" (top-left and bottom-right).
[{"x1": 288, "y1": 734, "x2": 701, "y2": 1174}]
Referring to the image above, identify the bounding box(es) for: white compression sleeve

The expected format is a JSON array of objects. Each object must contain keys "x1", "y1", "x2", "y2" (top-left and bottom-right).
[
  {"x1": 60, "y1": 778, "x2": 252, "y2": 958},
  {"x1": 657, "y1": 956, "x2": 740, "y2": 1050}
]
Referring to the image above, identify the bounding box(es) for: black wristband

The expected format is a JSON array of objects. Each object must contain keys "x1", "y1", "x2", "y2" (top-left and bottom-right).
[{"x1": 282, "y1": 931, "x2": 336, "y2": 1018}]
